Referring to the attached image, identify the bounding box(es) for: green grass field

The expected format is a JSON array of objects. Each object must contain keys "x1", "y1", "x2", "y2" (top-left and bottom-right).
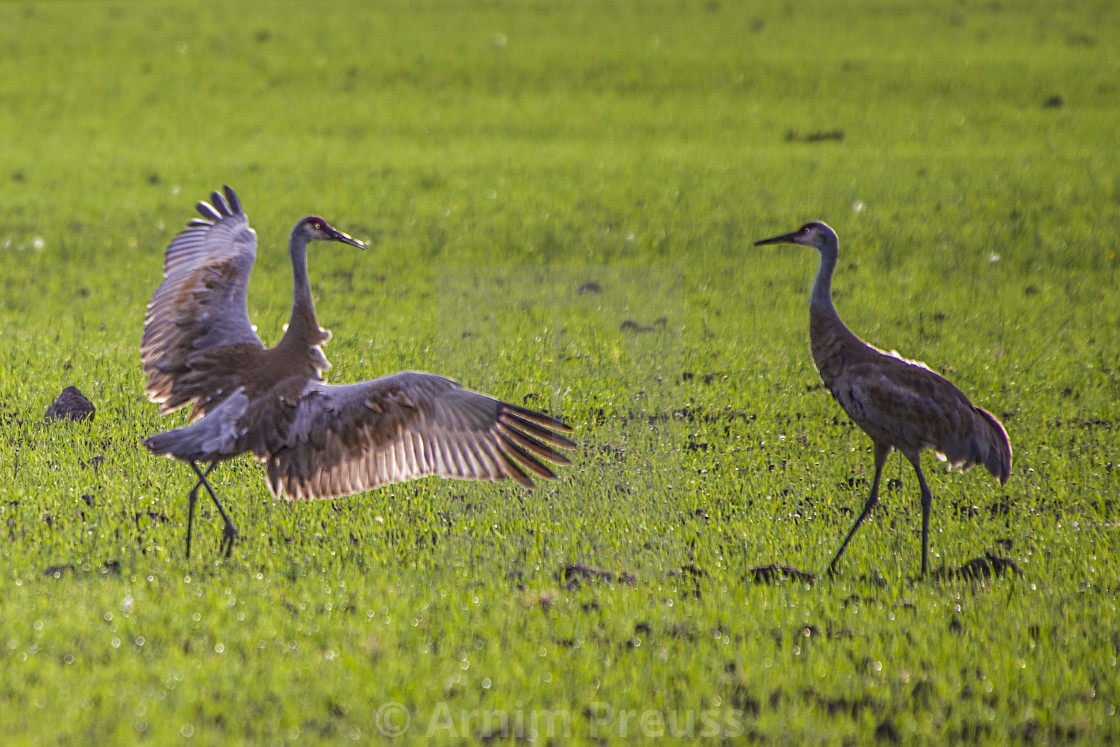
[{"x1": 1, "y1": 0, "x2": 1118, "y2": 742}]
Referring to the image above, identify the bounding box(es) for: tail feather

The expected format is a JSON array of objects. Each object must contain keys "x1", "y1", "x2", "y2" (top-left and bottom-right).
[
  {"x1": 144, "y1": 389, "x2": 248, "y2": 462},
  {"x1": 144, "y1": 429, "x2": 182, "y2": 457}
]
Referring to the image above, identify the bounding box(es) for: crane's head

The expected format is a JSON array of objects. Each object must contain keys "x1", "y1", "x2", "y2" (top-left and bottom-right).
[
  {"x1": 296, "y1": 215, "x2": 367, "y2": 250},
  {"x1": 754, "y1": 221, "x2": 838, "y2": 255}
]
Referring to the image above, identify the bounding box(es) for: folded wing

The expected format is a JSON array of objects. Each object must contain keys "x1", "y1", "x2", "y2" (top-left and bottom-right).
[
  {"x1": 267, "y1": 371, "x2": 576, "y2": 500},
  {"x1": 835, "y1": 354, "x2": 1011, "y2": 481}
]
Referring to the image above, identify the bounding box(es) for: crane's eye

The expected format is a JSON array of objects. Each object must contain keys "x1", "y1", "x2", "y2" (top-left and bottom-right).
[{"x1": 801, "y1": 225, "x2": 811, "y2": 233}]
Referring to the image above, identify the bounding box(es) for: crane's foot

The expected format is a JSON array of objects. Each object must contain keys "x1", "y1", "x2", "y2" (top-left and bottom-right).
[
  {"x1": 190, "y1": 462, "x2": 240, "y2": 559},
  {"x1": 219, "y1": 523, "x2": 240, "y2": 559}
]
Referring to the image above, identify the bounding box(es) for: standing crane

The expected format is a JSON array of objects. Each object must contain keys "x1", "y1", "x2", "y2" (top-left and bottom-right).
[
  {"x1": 754, "y1": 221, "x2": 1011, "y2": 576},
  {"x1": 142, "y1": 186, "x2": 575, "y2": 558}
]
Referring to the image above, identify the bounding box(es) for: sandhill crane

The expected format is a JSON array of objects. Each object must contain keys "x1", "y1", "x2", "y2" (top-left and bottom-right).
[
  {"x1": 754, "y1": 221, "x2": 1011, "y2": 576},
  {"x1": 142, "y1": 186, "x2": 574, "y2": 558}
]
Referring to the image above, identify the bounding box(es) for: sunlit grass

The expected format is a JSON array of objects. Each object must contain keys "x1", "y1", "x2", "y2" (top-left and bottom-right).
[{"x1": 0, "y1": 0, "x2": 1118, "y2": 742}]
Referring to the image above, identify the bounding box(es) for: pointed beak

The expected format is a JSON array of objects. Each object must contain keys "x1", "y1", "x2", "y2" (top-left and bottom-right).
[
  {"x1": 754, "y1": 230, "x2": 801, "y2": 247},
  {"x1": 330, "y1": 229, "x2": 367, "y2": 250}
]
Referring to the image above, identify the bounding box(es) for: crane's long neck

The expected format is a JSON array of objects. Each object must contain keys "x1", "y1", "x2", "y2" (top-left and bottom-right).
[
  {"x1": 810, "y1": 246, "x2": 838, "y2": 316},
  {"x1": 290, "y1": 230, "x2": 318, "y2": 331},
  {"x1": 276, "y1": 229, "x2": 331, "y2": 370},
  {"x1": 808, "y1": 245, "x2": 863, "y2": 389}
]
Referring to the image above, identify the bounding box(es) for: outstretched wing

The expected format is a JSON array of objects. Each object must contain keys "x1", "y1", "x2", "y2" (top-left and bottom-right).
[
  {"x1": 267, "y1": 371, "x2": 576, "y2": 500},
  {"x1": 141, "y1": 186, "x2": 265, "y2": 417}
]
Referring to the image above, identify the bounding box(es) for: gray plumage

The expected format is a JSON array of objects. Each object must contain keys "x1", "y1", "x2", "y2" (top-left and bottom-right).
[
  {"x1": 144, "y1": 387, "x2": 249, "y2": 463},
  {"x1": 755, "y1": 221, "x2": 1011, "y2": 576},
  {"x1": 143, "y1": 186, "x2": 574, "y2": 558}
]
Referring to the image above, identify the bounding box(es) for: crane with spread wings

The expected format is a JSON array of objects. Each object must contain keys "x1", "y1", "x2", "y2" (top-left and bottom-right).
[{"x1": 142, "y1": 186, "x2": 574, "y2": 557}]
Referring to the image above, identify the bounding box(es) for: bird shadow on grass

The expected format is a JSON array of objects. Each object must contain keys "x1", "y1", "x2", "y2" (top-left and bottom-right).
[
  {"x1": 931, "y1": 552, "x2": 1023, "y2": 581},
  {"x1": 41, "y1": 560, "x2": 120, "y2": 578},
  {"x1": 746, "y1": 563, "x2": 819, "y2": 585},
  {"x1": 559, "y1": 562, "x2": 638, "y2": 591},
  {"x1": 744, "y1": 551, "x2": 1022, "y2": 587}
]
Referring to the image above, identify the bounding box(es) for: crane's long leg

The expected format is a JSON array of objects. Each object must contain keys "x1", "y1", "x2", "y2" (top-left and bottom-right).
[
  {"x1": 184, "y1": 462, "x2": 217, "y2": 560},
  {"x1": 908, "y1": 456, "x2": 934, "y2": 577},
  {"x1": 829, "y1": 442, "x2": 891, "y2": 576},
  {"x1": 189, "y1": 462, "x2": 240, "y2": 558}
]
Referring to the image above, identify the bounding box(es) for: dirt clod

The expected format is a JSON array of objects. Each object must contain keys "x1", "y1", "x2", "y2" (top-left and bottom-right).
[{"x1": 44, "y1": 386, "x2": 95, "y2": 422}]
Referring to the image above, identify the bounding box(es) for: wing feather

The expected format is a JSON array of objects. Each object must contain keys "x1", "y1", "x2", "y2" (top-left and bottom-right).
[
  {"x1": 496, "y1": 430, "x2": 558, "y2": 480},
  {"x1": 141, "y1": 185, "x2": 265, "y2": 417},
  {"x1": 831, "y1": 351, "x2": 1009, "y2": 477},
  {"x1": 495, "y1": 421, "x2": 569, "y2": 466},
  {"x1": 493, "y1": 447, "x2": 534, "y2": 489},
  {"x1": 267, "y1": 371, "x2": 575, "y2": 500},
  {"x1": 498, "y1": 410, "x2": 577, "y2": 450}
]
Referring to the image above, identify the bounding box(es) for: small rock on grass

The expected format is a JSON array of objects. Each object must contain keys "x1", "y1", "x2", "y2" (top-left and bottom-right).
[{"x1": 44, "y1": 386, "x2": 95, "y2": 422}]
